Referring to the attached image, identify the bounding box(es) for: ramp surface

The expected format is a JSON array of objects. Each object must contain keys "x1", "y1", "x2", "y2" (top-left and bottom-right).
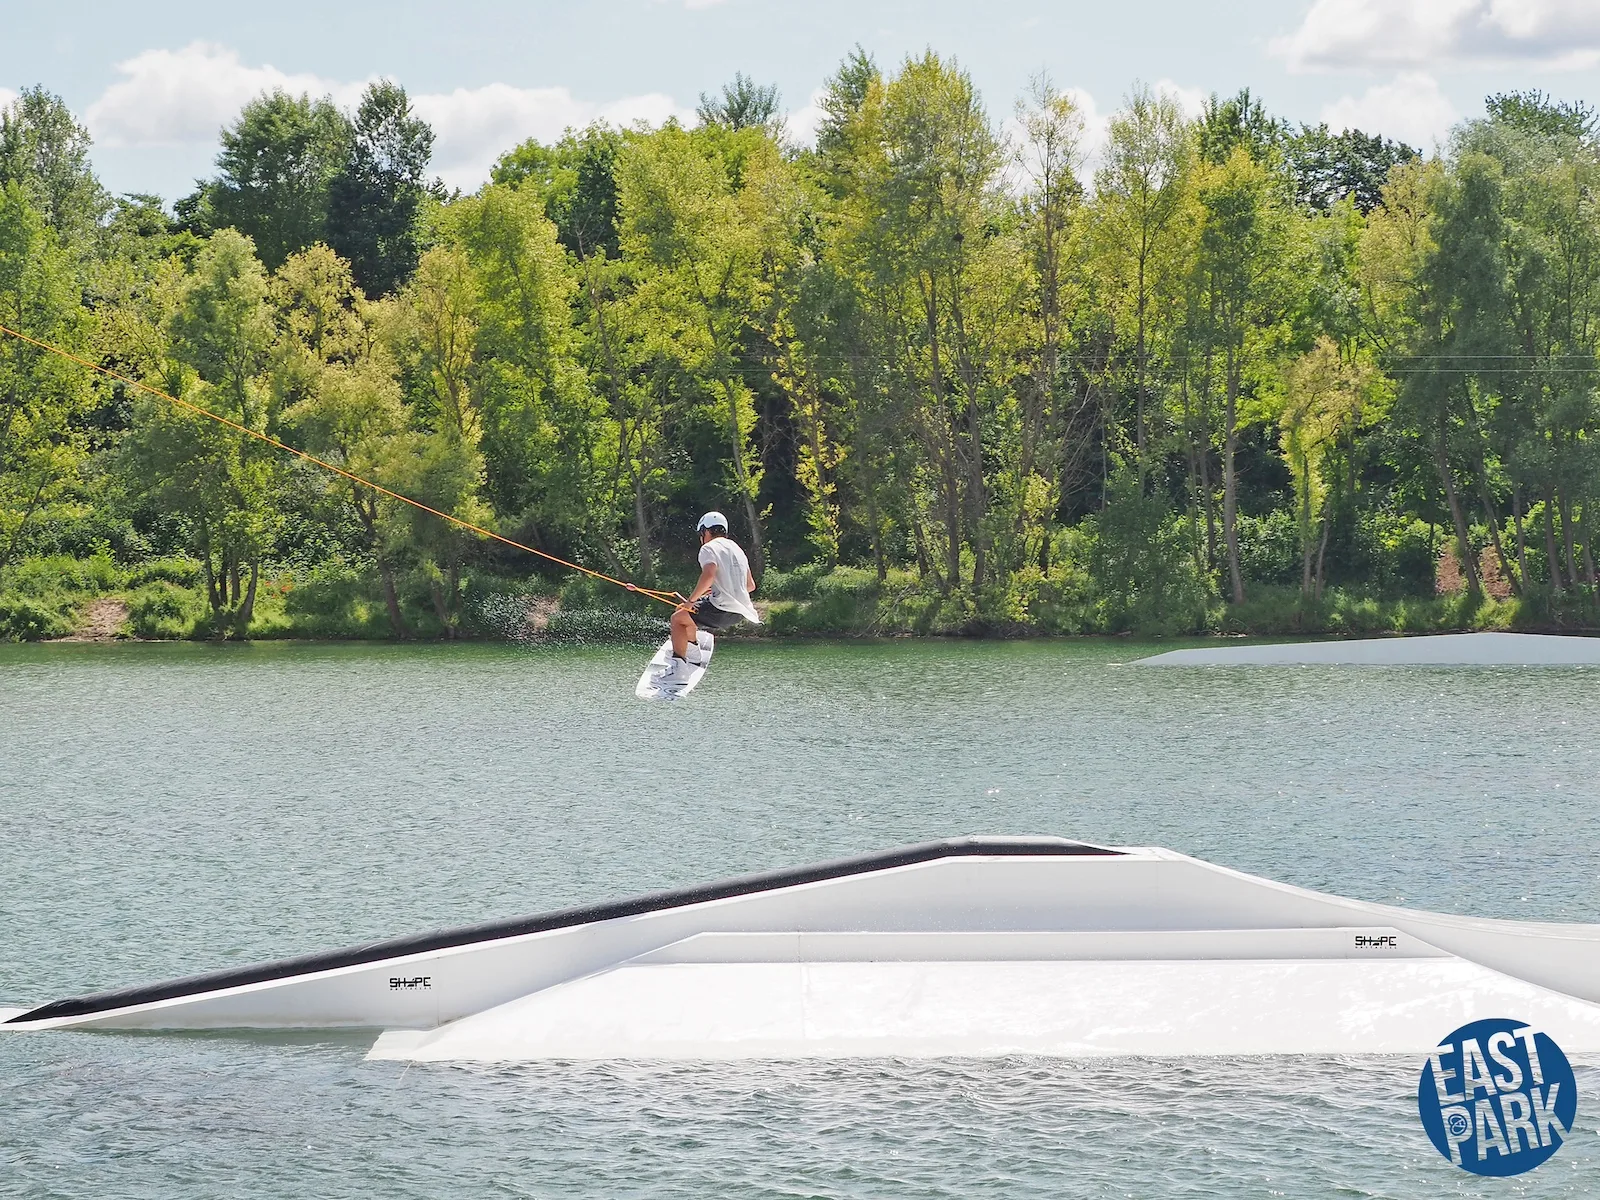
[{"x1": 1135, "y1": 632, "x2": 1600, "y2": 666}]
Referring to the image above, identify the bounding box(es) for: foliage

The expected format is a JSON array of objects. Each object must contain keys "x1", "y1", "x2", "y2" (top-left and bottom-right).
[
  {"x1": 0, "y1": 182, "x2": 91, "y2": 571},
  {"x1": 194, "y1": 91, "x2": 353, "y2": 269},
  {"x1": 0, "y1": 62, "x2": 1596, "y2": 642},
  {"x1": 126, "y1": 579, "x2": 200, "y2": 638},
  {"x1": 1286, "y1": 124, "x2": 1418, "y2": 214},
  {"x1": 326, "y1": 82, "x2": 435, "y2": 297},
  {"x1": 697, "y1": 73, "x2": 783, "y2": 132},
  {"x1": 0, "y1": 87, "x2": 110, "y2": 246},
  {"x1": 1082, "y1": 468, "x2": 1212, "y2": 634}
]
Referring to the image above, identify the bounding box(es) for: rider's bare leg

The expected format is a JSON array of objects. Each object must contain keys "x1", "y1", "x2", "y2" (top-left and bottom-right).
[{"x1": 671, "y1": 608, "x2": 697, "y2": 659}]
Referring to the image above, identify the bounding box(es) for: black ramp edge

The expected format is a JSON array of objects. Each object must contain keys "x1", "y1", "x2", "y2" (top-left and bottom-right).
[{"x1": 10, "y1": 836, "x2": 1121, "y2": 1024}]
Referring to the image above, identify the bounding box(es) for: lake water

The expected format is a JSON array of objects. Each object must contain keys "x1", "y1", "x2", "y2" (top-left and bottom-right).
[{"x1": 2, "y1": 638, "x2": 1598, "y2": 1197}]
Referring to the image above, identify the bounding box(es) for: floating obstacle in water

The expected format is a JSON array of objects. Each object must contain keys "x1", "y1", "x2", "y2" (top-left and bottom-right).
[
  {"x1": 1135, "y1": 631, "x2": 1600, "y2": 667},
  {"x1": 7, "y1": 837, "x2": 1600, "y2": 1060}
]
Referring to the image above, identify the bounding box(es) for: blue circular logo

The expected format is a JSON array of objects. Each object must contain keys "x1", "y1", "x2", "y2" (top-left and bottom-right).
[{"x1": 1418, "y1": 1018, "x2": 1577, "y2": 1176}]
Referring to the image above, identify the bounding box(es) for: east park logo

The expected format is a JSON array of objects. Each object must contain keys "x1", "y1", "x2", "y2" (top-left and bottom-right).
[{"x1": 1418, "y1": 1018, "x2": 1577, "y2": 1176}]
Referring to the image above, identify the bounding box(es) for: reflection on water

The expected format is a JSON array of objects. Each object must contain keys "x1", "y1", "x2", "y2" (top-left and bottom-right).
[{"x1": 2, "y1": 640, "x2": 1598, "y2": 1196}]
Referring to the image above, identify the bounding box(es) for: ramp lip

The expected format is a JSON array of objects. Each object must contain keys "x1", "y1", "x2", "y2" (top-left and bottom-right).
[{"x1": 7, "y1": 836, "x2": 1119, "y2": 1025}]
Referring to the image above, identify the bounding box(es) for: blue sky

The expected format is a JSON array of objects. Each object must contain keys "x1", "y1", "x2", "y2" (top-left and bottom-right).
[{"x1": 4, "y1": 0, "x2": 1599, "y2": 200}]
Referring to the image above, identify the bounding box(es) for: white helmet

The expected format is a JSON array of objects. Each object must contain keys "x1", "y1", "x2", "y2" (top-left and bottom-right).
[{"x1": 696, "y1": 511, "x2": 728, "y2": 532}]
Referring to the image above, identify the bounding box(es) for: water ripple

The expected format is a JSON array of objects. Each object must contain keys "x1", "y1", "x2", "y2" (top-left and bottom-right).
[{"x1": 3, "y1": 640, "x2": 1599, "y2": 1196}]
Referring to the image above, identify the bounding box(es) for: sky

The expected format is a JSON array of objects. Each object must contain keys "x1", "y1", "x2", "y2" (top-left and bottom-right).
[{"x1": 3, "y1": 0, "x2": 1600, "y2": 201}]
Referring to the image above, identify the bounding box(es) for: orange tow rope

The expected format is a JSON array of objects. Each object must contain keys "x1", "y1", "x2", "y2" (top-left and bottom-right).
[{"x1": 0, "y1": 321, "x2": 681, "y2": 607}]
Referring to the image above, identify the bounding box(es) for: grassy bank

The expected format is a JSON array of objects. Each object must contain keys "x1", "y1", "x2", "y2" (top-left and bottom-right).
[{"x1": 6, "y1": 553, "x2": 1596, "y2": 644}]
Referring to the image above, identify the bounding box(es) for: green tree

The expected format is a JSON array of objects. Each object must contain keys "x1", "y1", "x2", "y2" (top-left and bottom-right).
[
  {"x1": 326, "y1": 81, "x2": 435, "y2": 297},
  {"x1": 1399, "y1": 154, "x2": 1513, "y2": 598},
  {"x1": 1197, "y1": 89, "x2": 1288, "y2": 167},
  {"x1": 1287, "y1": 124, "x2": 1417, "y2": 214},
  {"x1": 386, "y1": 244, "x2": 491, "y2": 631},
  {"x1": 0, "y1": 183, "x2": 90, "y2": 567},
  {"x1": 815, "y1": 47, "x2": 879, "y2": 169},
  {"x1": 617, "y1": 122, "x2": 792, "y2": 573},
  {"x1": 200, "y1": 91, "x2": 353, "y2": 269},
  {"x1": 1459, "y1": 92, "x2": 1600, "y2": 592},
  {"x1": 1278, "y1": 336, "x2": 1373, "y2": 597},
  {"x1": 118, "y1": 229, "x2": 283, "y2": 631},
  {"x1": 1484, "y1": 91, "x2": 1596, "y2": 142},
  {"x1": 1189, "y1": 145, "x2": 1295, "y2": 603},
  {"x1": 845, "y1": 53, "x2": 1010, "y2": 591},
  {"x1": 1006, "y1": 73, "x2": 1091, "y2": 573},
  {"x1": 493, "y1": 125, "x2": 627, "y2": 260},
  {"x1": 274, "y1": 245, "x2": 417, "y2": 633},
  {"x1": 0, "y1": 87, "x2": 109, "y2": 247},
  {"x1": 445, "y1": 183, "x2": 602, "y2": 558},
  {"x1": 698, "y1": 73, "x2": 782, "y2": 132},
  {"x1": 1092, "y1": 84, "x2": 1192, "y2": 479}
]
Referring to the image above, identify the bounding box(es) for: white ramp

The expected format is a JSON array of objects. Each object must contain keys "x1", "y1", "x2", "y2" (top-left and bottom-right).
[
  {"x1": 369, "y1": 933, "x2": 1600, "y2": 1061},
  {"x1": 14, "y1": 839, "x2": 1600, "y2": 1062},
  {"x1": 1135, "y1": 632, "x2": 1600, "y2": 666}
]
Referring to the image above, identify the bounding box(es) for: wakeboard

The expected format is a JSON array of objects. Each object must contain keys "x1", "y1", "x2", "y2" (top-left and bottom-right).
[{"x1": 635, "y1": 632, "x2": 714, "y2": 701}]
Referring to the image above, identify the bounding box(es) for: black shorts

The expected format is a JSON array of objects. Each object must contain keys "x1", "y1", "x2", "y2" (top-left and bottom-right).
[{"x1": 691, "y1": 598, "x2": 745, "y2": 632}]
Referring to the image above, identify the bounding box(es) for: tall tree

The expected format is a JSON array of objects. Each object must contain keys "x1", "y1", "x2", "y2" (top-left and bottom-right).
[
  {"x1": 0, "y1": 87, "x2": 109, "y2": 247},
  {"x1": 119, "y1": 230, "x2": 283, "y2": 631},
  {"x1": 1092, "y1": 84, "x2": 1192, "y2": 480},
  {"x1": 326, "y1": 81, "x2": 435, "y2": 297},
  {"x1": 446, "y1": 183, "x2": 600, "y2": 555},
  {"x1": 1287, "y1": 124, "x2": 1418, "y2": 215},
  {"x1": 697, "y1": 73, "x2": 783, "y2": 132},
  {"x1": 1197, "y1": 89, "x2": 1288, "y2": 167},
  {"x1": 815, "y1": 47, "x2": 879, "y2": 167},
  {"x1": 1461, "y1": 91, "x2": 1600, "y2": 592},
  {"x1": 617, "y1": 123, "x2": 791, "y2": 574},
  {"x1": 856, "y1": 52, "x2": 1010, "y2": 590},
  {"x1": 1278, "y1": 336, "x2": 1372, "y2": 597},
  {"x1": 274, "y1": 245, "x2": 416, "y2": 634},
  {"x1": 387, "y1": 245, "x2": 491, "y2": 631},
  {"x1": 1011, "y1": 73, "x2": 1088, "y2": 566},
  {"x1": 0, "y1": 183, "x2": 91, "y2": 567},
  {"x1": 493, "y1": 125, "x2": 626, "y2": 260},
  {"x1": 201, "y1": 91, "x2": 353, "y2": 269},
  {"x1": 1484, "y1": 91, "x2": 1597, "y2": 142},
  {"x1": 1420, "y1": 155, "x2": 1516, "y2": 598},
  {"x1": 1190, "y1": 145, "x2": 1294, "y2": 603}
]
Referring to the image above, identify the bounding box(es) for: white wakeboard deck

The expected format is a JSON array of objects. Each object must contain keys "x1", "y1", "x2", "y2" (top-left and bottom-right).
[{"x1": 636, "y1": 633, "x2": 714, "y2": 700}]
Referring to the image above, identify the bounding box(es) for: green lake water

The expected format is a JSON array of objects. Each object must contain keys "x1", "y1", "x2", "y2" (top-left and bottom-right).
[{"x1": 2, "y1": 638, "x2": 1598, "y2": 1197}]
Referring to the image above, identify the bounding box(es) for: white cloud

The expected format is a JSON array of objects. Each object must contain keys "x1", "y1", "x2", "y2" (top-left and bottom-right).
[
  {"x1": 1002, "y1": 80, "x2": 1206, "y2": 197},
  {"x1": 1275, "y1": 0, "x2": 1600, "y2": 71},
  {"x1": 1322, "y1": 72, "x2": 1460, "y2": 149},
  {"x1": 415, "y1": 86, "x2": 689, "y2": 190},
  {"x1": 81, "y1": 42, "x2": 691, "y2": 194},
  {"x1": 0, "y1": 87, "x2": 17, "y2": 113},
  {"x1": 782, "y1": 87, "x2": 828, "y2": 147},
  {"x1": 1064, "y1": 85, "x2": 1109, "y2": 175},
  {"x1": 86, "y1": 43, "x2": 364, "y2": 148},
  {"x1": 1151, "y1": 79, "x2": 1207, "y2": 121},
  {"x1": 999, "y1": 85, "x2": 1102, "y2": 197}
]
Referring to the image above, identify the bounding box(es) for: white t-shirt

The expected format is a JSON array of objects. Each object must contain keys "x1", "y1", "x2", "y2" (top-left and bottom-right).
[{"x1": 698, "y1": 536, "x2": 761, "y2": 623}]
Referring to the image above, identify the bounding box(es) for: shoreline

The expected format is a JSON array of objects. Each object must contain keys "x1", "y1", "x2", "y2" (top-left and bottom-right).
[
  {"x1": 7, "y1": 560, "x2": 1599, "y2": 646},
  {"x1": 32, "y1": 623, "x2": 1600, "y2": 648}
]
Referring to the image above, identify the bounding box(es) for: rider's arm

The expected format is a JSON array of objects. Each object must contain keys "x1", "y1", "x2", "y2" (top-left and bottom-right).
[{"x1": 686, "y1": 561, "x2": 718, "y2": 604}]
